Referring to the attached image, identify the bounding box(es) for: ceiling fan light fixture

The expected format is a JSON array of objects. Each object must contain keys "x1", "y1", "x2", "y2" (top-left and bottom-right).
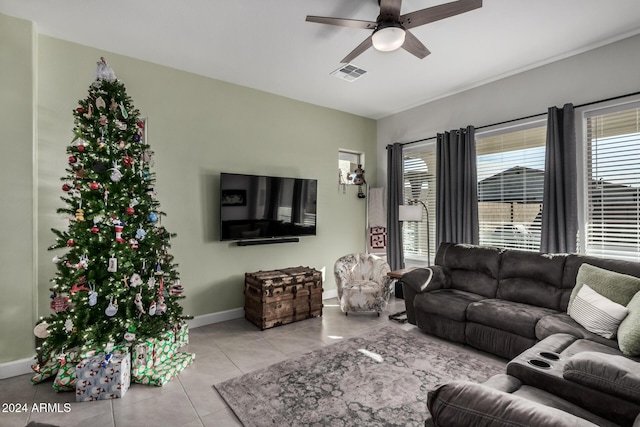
[{"x1": 372, "y1": 23, "x2": 406, "y2": 52}]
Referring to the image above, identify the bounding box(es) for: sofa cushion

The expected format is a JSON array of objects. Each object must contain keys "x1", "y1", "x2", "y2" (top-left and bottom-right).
[
  {"x1": 435, "y1": 243, "x2": 502, "y2": 298},
  {"x1": 563, "y1": 351, "x2": 640, "y2": 404},
  {"x1": 568, "y1": 284, "x2": 628, "y2": 339},
  {"x1": 413, "y1": 289, "x2": 485, "y2": 322},
  {"x1": 569, "y1": 263, "x2": 640, "y2": 308},
  {"x1": 498, "y1": 250, "x2": 566, "y2": 310},
  {"x1": 427, "y1": 380, "x2": 602, "y2": 427},
  {"x1": 536, "y1": 313, "x2": 620, "y2": 350},
  {"x1": 466, "y1": 299, "x2": 557, "y2": 339},
  {"x1": 619, "y1": 291, "x2": 640, "y2": 357}
]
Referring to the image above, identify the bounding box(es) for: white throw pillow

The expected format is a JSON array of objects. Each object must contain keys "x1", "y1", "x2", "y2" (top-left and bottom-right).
[{"x1": 569, "y1": 284, "x2": 629, "y2": 339}]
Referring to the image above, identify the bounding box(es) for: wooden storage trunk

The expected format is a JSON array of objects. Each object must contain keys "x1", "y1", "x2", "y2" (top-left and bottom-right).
[{"x1": 244, "y1": 266, "x2": 323, "y2": 330}]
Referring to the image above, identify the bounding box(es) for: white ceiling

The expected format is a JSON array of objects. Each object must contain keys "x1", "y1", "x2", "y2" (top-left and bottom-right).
[{"x1": 2, "y1": 0, "x2": 640, "y2": 119}]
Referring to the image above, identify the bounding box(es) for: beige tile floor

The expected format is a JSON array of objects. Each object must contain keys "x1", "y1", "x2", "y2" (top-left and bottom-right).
[{"x1": 0, "y1": 297, "x2": 499, "y2": 427}]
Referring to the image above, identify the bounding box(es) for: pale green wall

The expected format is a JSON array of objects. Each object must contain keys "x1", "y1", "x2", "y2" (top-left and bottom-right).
[
  {"x1": 34, "y1": 39, "x2": 376, "y2": 345},
  {"x1": 0, "y1": 14, "x2": 36, "y2": 363},
  {"x1": 0, "y1": 13, "x2": 376, "y2": 365}
]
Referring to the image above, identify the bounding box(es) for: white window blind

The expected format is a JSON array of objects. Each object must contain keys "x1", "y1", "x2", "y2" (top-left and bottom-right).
[
  {"x1": 403, "y1": 144, "x2": 436, "y2": 261},
  {"x1": 476, "y1": 124, "x2": 546, "y2": 251},
  {"x1": 585, "y1": 104, "x2": 640, "y2": 261}
]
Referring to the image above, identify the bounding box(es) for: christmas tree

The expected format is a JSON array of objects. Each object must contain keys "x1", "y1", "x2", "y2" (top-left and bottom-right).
[{"x1": 34, "y1": 58, "x2": 190, "y2": 380}]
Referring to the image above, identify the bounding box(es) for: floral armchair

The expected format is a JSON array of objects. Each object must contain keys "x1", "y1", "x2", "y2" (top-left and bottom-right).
[{"x1": 334, "y1": 253, "x2": 392, "y2": 316}]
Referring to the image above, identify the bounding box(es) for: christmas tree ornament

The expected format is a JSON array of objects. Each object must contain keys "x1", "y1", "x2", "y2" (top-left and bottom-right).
[
  {"x1": 135, "y1": 227, "x2": 147, "y2": 240},
  {"x1": 109, "y1": 98, "x2": 118, "y2": 112},
  {"x1": 148, "y1": 301, "x2": 157, "y2": 316},
  {"x1": 137, "y1": 120, "x2": 144, "y2": 129},
  {"x1": 62, "y1": 183, "x2": 71, "y2": 192},
  {"x1": 95, "y1": 96, "x2": 106, "y2": 110},
  {"x1": 134, "y1": 293, "x2": 146, "y2": 317},
  {"x1": 78, "y1": 254, "x2": 89, "y2": 268},
  {"x1": 126, "y1": 206, "x2": 135, "y2": 215},
  {"x1": 122, "y1": 155, "x2": 133, "y2": 167},
  {"x1": 76, "y1": 106, "x2": 84, "y2": 114},
  {"x1": 115, "y1": 120, "x2": 127, "y2": 131},
  {"x1": 109, "y1": 162, "x2": 122, "y2": 182},
  {"x1": 133, "y1": 133, "x2": 141, "y2": 143},
  {"x1": 90, "y1": 181, "x2": 100, "y2": 190},
  {"x1": 113, "y1": 219, "x2": 125, "y2": 243},
  {"x1": 124, "y1": 326, "x2": 136, "y2": 342},
  {"x1": 70, "y1": 283, "x2": 90, "y2": 293},
  {"x1": 75, "y1": 167, "x2": 89, "y2": 179},
  {"x1": 84, "y1": 103, "x2": 93, "y2": 119},
  {"x1": 64, "y1": 319, "x2": 74, "y2": 333},
  {"x1": 68, "y1": 155, "x2": 77, "y2": 164},
  {"x1": 93, "y1": 214, "x2": 104, "y2": 225},
  {"x1": 52, "y1": 256, "x2": 62, "y2": 263},
  {"x1": 95, "y1": 57, "x2": 117, "y2": 82},
  {"x1": 50, "y1": 295, "x2": 69, "y2": 313},
  {"x1": 91, "y1": 225, "x2": 99, "y2": 234},
  {"x1": 34, "y1": 321, "x2": 51, "y2": 339},
  {"x1": 148, "y1": 212, "x2": 158, "y2": 223},
  {"x1": 75, "y1": 208, "x2": 85, "y2": 222},
  {"x1": 147, "y1": 276, "x2": 156, "y2": 290},
  {"x1": 88, "y1": 284, "x2": 98, "y2": 306},
  {"x1": 67, "y1": 239, "x2": 75, "y2": 247},
  {"x1": 92, "y1": 160, "x2": 107, "y2": 173},
  {"x1": 99, "y1": 115, "x2": 108, "y2": 126},
  {"x1": 129, "y1": 238, "x2": 139, "y2": 249},
  {"x1": 156, "y1": 295, "x2": 167, "y2": 315},
  {"x1": 107, "y1": 255, "x2": 118, "y2": 273},
  {"x1": 129, "y1": 273, "x2": 143, "y2": 288},
  {"x1": 105, "y1": 297, "x2": 118, "y2": 317},
  {"x1": 170, "y1": 280, "x2": 184, "y2": 295},
  {"x1": 77, "y1": 144, "x2": 85, "y2": 153},
  {"x1": 120, "y1": 103, "x2": 128, "y2": 119}
]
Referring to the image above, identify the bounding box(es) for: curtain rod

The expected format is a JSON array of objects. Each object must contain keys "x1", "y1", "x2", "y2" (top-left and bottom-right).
[{"x1": 388, "y1": 90, "x2": 640, "y2": 148}]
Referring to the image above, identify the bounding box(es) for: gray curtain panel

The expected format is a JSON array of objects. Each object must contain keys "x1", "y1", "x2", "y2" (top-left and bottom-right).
[
  {"x1": 386, "y1": 143, "x2": 405, "y2": 270},
  {"x1": 541, "y1": 103, "x2": 577, "y2": 253},
  {"x1": 436, "y1": 126, "x2": 479, "y2": 246}
]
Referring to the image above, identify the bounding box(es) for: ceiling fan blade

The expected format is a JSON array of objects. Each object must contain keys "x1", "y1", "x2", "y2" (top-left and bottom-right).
[
  {"x1": 379, "y1": 0, "x2": 403, "y2": 21},
  {"x1": 341, "y1": 36, "x2": 374, "y2": 63},
  {"x1": 402, "y1": 30, "x2": 431, "y2": 59},
  {"x1": 306, "y1": 16, "x2": 377, "y2": 30},
  {"x1": 401, "y1": 0, "x2": 482, "y2": 29}
]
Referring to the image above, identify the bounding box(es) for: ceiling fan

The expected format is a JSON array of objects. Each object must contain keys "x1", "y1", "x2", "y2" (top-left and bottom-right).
[{"x1": 306, "y1": 0, "x2": 482, "y2": 63}]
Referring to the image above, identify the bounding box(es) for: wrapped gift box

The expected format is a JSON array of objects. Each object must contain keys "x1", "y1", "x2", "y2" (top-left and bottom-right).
[
  {"x1": 174, "y1": 322, "x2": 189, "y2": 348},
  {"x1": 75, "y1": 353, "x2": 131, "y2": 402},
  {"x1": 132, "y1": 351, "x2": 194, "y2": 386}
]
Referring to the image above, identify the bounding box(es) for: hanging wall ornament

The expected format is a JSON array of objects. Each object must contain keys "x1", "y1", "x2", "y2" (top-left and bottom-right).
[
  {"x1": 88, "y1": 284, "x2": 98, "y2": 306},
  {"x1": 105, "y1": 297, "x2": 118, "y2": 317},
  {"x1": 107, "y1": 255, "x2": 118, "y2": 273}
]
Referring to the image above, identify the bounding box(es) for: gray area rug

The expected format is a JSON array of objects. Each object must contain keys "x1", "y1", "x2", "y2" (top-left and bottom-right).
[{"x1": 214, "y1": 326, "x2": 505, "y2": 426}]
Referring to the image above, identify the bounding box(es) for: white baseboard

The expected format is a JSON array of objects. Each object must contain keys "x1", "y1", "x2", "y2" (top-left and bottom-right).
[
  {"x1": 323, "y1": 289, "x2": 338, "y2": 300},
  {"x1": 188, "y1": 307, "x2": 245, "y2": 329},
  {"x1": 0, "y1": 356, "x2": 36, "y2": 379}
]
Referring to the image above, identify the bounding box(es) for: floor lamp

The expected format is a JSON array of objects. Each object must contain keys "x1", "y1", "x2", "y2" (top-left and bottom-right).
[{"x1": 399, "y1": 200, "x2": 431, "y2": 266}]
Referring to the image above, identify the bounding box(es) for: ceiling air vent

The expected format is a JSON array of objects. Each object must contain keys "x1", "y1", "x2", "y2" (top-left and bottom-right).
[{"x1": 331, "y1": 64, "x2": 367, "y2": 82}]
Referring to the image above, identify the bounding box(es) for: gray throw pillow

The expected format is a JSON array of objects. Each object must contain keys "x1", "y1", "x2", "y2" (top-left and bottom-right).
[
  {"x1": 618, "y1": 291, "x2": 640, "y2": 357},
  {"x1": 569, "y1": 263, "x2": 640, "y2": 308}
]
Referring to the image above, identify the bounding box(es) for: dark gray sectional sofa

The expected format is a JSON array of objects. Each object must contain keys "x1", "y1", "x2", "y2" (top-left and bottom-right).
[{"x1": 400, "y1": 242, "x2": 640, "y2": 426}]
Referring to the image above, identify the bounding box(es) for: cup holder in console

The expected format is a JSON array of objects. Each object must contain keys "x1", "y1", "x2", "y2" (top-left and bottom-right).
[
  {"x1": 538, "y1": 351, "x2": 561, "y2": 361},
  {"x1": 527, "y1": 359, "x2": 552, "y2": 369}
]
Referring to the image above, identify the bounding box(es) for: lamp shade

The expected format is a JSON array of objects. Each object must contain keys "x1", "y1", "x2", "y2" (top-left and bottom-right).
[
  {"x1": 372, "y1": 25, "x2": 406, "y2": 52},
  {"x1": 399, "y1": 205, "x2": 422, "y2": 222}
]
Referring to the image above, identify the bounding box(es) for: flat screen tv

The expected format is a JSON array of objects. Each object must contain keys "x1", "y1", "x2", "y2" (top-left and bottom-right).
[{"x1": 220, "y1": 172, "x2": 317, "y2": 241}]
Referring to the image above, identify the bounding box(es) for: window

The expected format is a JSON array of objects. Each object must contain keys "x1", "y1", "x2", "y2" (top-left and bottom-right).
[
  {"x1": 476, "y1": 123, "x2": 547, "y2": 251},
  {"x1": 402, "y1": 143, "x2": 436, "y2": 262},
  {"x1": 583, "y1": 102, "x2": 640, "y2": 261}
]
